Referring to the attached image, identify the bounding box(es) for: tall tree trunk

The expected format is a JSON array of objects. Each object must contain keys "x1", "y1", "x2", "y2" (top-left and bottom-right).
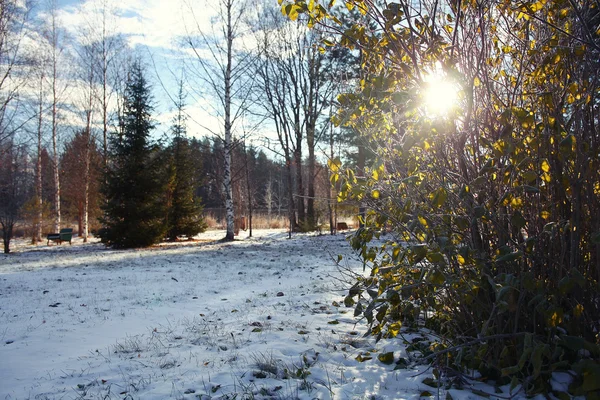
[
  {"x1": 50, "y1": 2, "x2": 61, "y2": 233},
  {"x1": 223, "y1": 0, "x2": 235, "y2": 241},
  {"x1": 83, "y1": 56, "x2": 94, "y2": 243},
  {"x1": 328, "y1": 116, "x2": 335, "y2": 235},
  {"x1": 83, "y1": 130, "x2": 91, "y2": 242},
  {"x1": 286, "y1": 159, "x2": 295, "y2": 238},
  {"x1": 244, "y1": 140, "x2": 253, "y2": 238},
  {"x1": 294, "y1": 144, "x2": 304, "y2": 227},
  {"x1": 52, "y1": 74, "x2": 60, "y2": 233},
  {"x1": 307, "y1": 124, "x2": 316, "y2": 228},
  {"x1": 305, "y1": 52, "x2": 318, "y2": 229},
  {"x1": 36, "y1": 74, "x2": 44, "y2": 243}
]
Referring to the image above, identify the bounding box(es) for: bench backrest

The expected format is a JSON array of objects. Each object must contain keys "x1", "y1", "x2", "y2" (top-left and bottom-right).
[{"x1": 59, "y1": 228, "x2": 73, "y2": 240}]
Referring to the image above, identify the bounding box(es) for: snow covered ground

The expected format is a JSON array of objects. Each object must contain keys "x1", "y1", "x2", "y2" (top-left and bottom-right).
[{"x1": 1, "y1": 229, "x2": 526, "y2": 399}]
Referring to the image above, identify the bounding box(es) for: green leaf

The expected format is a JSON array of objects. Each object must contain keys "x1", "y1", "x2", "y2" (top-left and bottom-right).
[
  {"x1": 378, "y1": 352, "x2": 395, "y2": 365},
  {"x1": 571, "y1": 360, "x2": 600, "y2": 394},
  {"x1": 495, "y1": 251, "x2": 523, "y2": 263},
  {"x1": 422, "y1": 378, "x2": 439, "y2": 388},
  {"x1": 431, "y1": 188, "x2": 448, "y2": 208},
  {"x1": 511, "y1": 211, "x2": 526, "y2": 229},
  {"x1": 523, "y1": 185, "x2": 540, "y2": 193},
  {"x1": 531, "y1": 343, "x2": 545, "y2": 378},
  {"x1": 559, "y1": 135, "x2": 576, "y2": 153},
  {"x1": 410, "y1": 245, "x2": 428, "y2": 264}
]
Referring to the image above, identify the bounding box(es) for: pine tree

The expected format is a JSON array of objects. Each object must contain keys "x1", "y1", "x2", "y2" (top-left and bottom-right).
[
  {"x1": 164, "y1": 84, "x2": 207, "y2": 240},
  {"x1": 99, "y1": 61, "x2": 166, "y2": 248}
]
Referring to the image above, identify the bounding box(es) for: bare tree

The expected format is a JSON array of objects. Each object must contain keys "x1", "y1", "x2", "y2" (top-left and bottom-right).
[
  {"x1": 252, "y1": 3, "x2": 332, "y2": 231},
  {"x1": 184, "y1": 0, "x2": 254, "y2": 241},
  {"x1": 40, "y1": 0, "x2": 71, "y2": 233},
  {"x1": 0, "y1": 0, "x2": 31, "y2": 147},
  {"x1": 74, "y1": 41, "x2": 98, "y2": 242},
  {"x1": 84, "y1": 0, "x2": 125, "y2": 166},
  {"x1": 33, "y1": 61, "x2": 47, "y2": 243}
]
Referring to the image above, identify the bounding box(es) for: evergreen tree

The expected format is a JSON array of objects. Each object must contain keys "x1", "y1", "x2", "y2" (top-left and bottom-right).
[
  {"x1": 164, "y1": 85, "x2": 207, "y2": 240},
  {"x1": 99, "y1": 61, "x2": 166, "y2": 248}
]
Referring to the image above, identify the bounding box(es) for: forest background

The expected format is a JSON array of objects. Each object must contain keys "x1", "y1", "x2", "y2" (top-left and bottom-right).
[{"x1": 0, "y1": 0, "x2": 360, "y2": 250}]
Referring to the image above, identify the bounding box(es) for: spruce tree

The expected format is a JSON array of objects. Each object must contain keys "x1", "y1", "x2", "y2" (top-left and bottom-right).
[
  {"x1": 99, "y1": 61, "x2": 166, "y2": 248},
  {"x1": 164, "y1": 85, "x2": 207, "y2": 240}
]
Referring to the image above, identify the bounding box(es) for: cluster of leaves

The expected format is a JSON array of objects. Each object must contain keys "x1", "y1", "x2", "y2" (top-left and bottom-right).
[{"x1": 287, "y1": 0, "x2": 600, "y2": 397}]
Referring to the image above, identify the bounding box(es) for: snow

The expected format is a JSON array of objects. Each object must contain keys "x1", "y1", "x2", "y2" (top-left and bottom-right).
[{"x1": 0, "y1": 229, "x2": 549, "y2": 399}]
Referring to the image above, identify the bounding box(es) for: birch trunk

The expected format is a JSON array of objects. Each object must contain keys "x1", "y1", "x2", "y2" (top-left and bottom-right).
[
  {"x1": 52, "y1": 64, "x2": 60, "y2": 233},
  {"x1": 223, "y1": 0, "x2": 235, "y2": 241},
  {"x1": 49, "y1": 2, "x2": 61, "y2": 233},
  {"x1": 36, "y1": 75, "x2": 44, "y2": 243}
]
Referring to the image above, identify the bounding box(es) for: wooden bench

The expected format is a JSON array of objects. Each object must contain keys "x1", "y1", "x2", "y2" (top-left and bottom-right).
[
  {"x1": 336, "y1": 222, "x2": 349, "y2": 231},
  {"x1": 47, "y1": 228, "x2": 73, "y2": 245}
]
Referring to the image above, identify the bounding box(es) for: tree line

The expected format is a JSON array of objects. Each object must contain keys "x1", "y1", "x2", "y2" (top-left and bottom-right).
[{"x1": 0, "y1": 0, "x2": 361, "y2": 252}]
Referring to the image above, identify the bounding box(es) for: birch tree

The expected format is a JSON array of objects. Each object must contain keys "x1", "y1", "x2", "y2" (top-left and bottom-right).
[
  {"x1": 85, "y1": 0, "x2": 125, "y2": 166},
  {"x1": 41, "y1": 0, "x2": 70, "y2": 233},
  {"x1": 184, "y1": 0, "x2": 253, "y2": 241}
]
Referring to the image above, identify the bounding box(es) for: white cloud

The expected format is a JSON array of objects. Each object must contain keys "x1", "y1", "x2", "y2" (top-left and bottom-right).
[{"x1": 57, "y1": 0, "x2": 218, "y2": 52}]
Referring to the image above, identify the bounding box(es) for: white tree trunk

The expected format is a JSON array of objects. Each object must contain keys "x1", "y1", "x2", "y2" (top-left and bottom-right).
[
  {"x1": 83, "y1": 142, "x2": 90, "y2": 242},
  {"x1": 50, "y1": 1, "x2": 61, "y2": 233},
  {"x1": 223, "y1": 0, "x2": 235, "y2": 241},
  {"x1": 36, "y1": 75, "x2": 44, "y2": 243}
]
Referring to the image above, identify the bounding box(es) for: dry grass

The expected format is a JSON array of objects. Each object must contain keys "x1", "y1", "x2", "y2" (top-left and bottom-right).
[{"x1": 203, "y1": 212, "x2": 289, "y2": 230}]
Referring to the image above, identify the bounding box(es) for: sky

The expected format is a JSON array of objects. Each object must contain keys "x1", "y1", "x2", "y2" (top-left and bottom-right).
[{"x1": 51, "y1": 0, "x2": 267, "y2": 146}]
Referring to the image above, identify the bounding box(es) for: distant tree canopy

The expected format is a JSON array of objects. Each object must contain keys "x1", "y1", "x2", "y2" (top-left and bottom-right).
[{"x1": 285, "y1": 0, "x2": 600, "y2": 396}]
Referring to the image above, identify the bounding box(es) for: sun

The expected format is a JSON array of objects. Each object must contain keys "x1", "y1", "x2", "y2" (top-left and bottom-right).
[{"x1": 422, "y1": 73, "x2": 460, "y2": 116}]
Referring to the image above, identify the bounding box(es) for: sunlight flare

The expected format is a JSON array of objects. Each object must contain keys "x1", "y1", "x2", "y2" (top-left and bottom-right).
[{"x1": 422, "y1": 72, "x2": 460, "y2": 116}]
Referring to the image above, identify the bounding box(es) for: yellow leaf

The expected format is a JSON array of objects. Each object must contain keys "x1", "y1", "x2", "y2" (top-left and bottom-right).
[
  {"x1": 418, "y1": 216, "x2": 428, "y2": 228},
  {"x1": 541, "y1": 160, "x2": 550, "y2": 173},
  {"x1": 511, "y1": 197, "x2": 523, "y2": 208},
  {"x1": 552, "y1": 54, "x2": 561, "y2": 64},
  {"x1": 540, "y1": 211, "x2": 550, "y2": 219},
  {"x1": 328, "y1": 157, "x2": 341, "y2": 172},
  {"x1": 371, "y1": 189, "x2": 380, "y2": 199},
  {"x1": 474, "y1": 76, "x2": 481, "y2": 87},
  {"x1": 457, "y1": 255, "x2": 466, "y2": 265},
  {"x1": 541, "y1": 172, "x2": 551, "y2": 183},
  {"x1": 569, "y1": 82, "x2": 579, "y2": 94}
]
